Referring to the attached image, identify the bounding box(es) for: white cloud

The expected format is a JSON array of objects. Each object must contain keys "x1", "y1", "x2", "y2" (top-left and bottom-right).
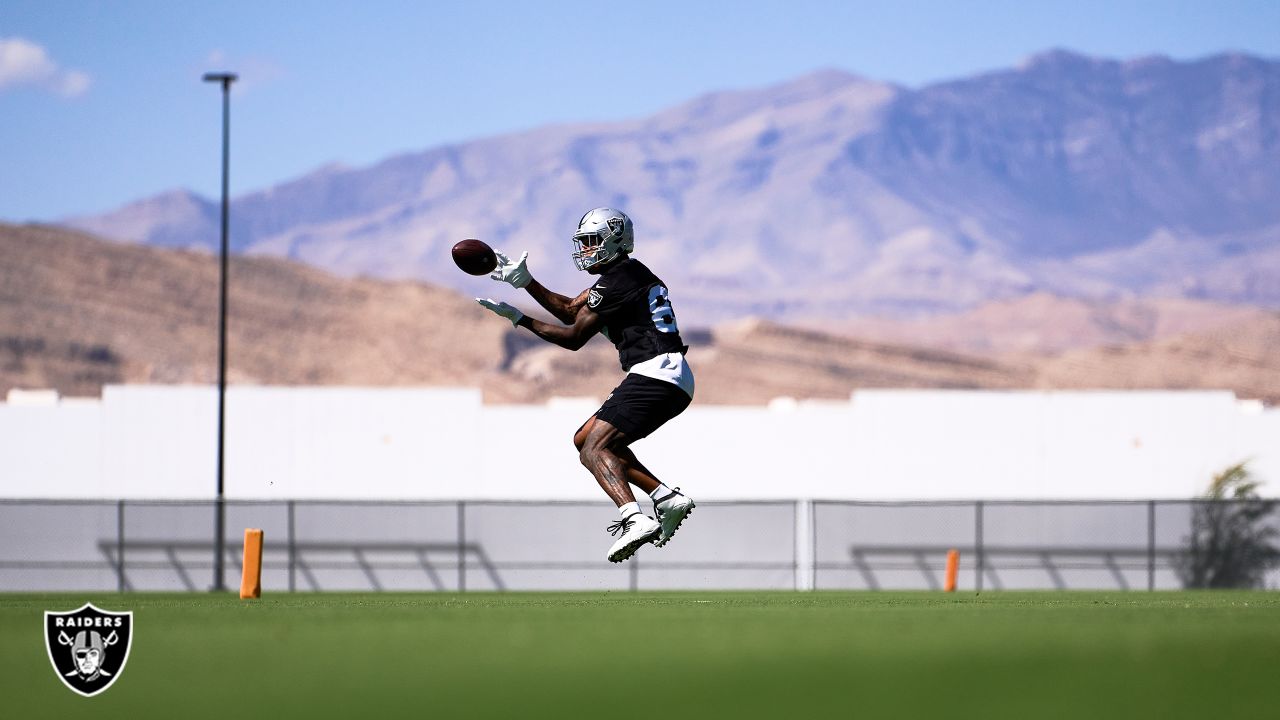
[
  {"x1": 199, "y1": 49, "x2": 285, "y2": 94},
  {"x1": 0, "y1": 37, "x2": 91, "y2": 98}
]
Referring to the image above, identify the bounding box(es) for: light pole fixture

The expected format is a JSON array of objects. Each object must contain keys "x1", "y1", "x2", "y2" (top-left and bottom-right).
[{"x1": 202, "y1": 71, "x2": 236, "y2": 592}]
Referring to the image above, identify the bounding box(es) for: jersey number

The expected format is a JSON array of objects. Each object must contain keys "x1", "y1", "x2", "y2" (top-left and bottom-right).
[{"x1": 648, "y1": 285, "x2": 679, "y2": 334}]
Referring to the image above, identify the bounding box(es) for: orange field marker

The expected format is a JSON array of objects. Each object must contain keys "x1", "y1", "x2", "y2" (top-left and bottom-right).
[
  {"x1": 944, "y1": 549, "x2": 960, "y2": 592},
  {"x1": 240, "y1": 528, "x2": 264, "y2": 599}
]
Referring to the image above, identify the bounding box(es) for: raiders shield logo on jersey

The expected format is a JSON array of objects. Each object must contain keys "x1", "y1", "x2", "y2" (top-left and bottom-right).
[
  {"x1": 588, "y1": 289, "x2": 604, "y2": 308},
  {"x1": 44, "y1": 603, "x2": 133, "y2": 697}
]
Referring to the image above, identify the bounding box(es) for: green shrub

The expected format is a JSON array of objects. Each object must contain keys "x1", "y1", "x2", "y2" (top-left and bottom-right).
[{"x1": 1176, "y1": 461, "x2": 1280, "y2": 589}]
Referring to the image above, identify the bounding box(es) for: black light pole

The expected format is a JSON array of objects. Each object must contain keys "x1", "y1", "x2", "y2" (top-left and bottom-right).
[{"x1": 203, "y1": 71, "x2": 236, "y2": 592}]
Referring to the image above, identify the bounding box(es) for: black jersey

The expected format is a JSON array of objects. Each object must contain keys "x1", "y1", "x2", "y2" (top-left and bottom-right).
[{"x1": 587, "y1": 258, "x2": 688, "y2": 371}]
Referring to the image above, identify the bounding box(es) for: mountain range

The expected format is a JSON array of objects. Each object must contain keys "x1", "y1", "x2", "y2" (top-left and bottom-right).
[{"x1": 65, "y1": 50, "x2": 1280, "y2": 328}]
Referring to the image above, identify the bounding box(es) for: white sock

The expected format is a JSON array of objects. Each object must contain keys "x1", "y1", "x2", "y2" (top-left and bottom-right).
[
  {"x1": 618, "y1": 501, "x2": 641, "y2": 519},
  {"x1": 649, "y1": 484, "x2": 677, "y2": 507}
]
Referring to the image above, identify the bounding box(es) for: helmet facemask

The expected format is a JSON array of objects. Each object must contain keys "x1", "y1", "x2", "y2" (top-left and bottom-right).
[
  {"x1": 572, "y1": 232, "x2": 611, "y2": 271},
  {"x1": 571, "y1": 208, "x2": 633, "y2": 272}
]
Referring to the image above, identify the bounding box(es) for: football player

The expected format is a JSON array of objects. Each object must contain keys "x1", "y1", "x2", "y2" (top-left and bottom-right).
[{"x1": 477, "y1": 208, "x2": 696, "y2": 563}]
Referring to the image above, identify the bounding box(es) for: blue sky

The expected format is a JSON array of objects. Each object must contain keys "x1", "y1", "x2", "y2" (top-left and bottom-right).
[{"x1": 2, "y1": 0, "x2": 1277, "y2": 221}]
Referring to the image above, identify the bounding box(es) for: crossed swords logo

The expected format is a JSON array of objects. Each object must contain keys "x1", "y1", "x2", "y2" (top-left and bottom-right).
[{"x1": 44, "y1": 603, "x2": 133, "y2": 697}]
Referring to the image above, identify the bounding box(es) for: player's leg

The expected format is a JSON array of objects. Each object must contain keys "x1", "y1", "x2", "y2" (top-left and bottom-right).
[
  {"x1": 575, "y1": 417, "x2": 661, "y2": 494},
  {"x1": 576, "y1": 417, "x2": 660, "y2": 563},
  {"x1": 606, "y1": 441, "x2": 694, "y2": 545},
  {"x1": 576, "y1": 417, "x2": 636, "y2": 506},
  {"x1": 577, "y1": 420, "x2": 692, "y2": 545},
  {"x1": 595, "y1": 374, "x2": 696, "y2": 548},
  {"x1": 574, "y1": 419, "x2": 690, "y2": 545}
]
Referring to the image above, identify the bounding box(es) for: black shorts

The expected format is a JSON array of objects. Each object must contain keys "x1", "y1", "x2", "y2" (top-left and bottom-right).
[{"x1": 593, "y1": 373, "x2": 692, "y2": 441}]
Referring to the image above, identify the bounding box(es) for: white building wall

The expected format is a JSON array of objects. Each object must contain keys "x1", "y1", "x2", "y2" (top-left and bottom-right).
[
  {"x1": 0, "y1": 386, "x2": 1276, "y2": 500},
  {"x1": 4, "y1": 398, "x2": 103, "y2": 498}
]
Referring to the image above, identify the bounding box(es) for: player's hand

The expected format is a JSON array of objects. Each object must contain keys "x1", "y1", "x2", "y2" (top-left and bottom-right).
[
  {"x1": 476, "y1": 298, "x2": 525, "y2": 327},
  {"x1": 490, "y1": 250, "x2": 532, "y2": 289}
]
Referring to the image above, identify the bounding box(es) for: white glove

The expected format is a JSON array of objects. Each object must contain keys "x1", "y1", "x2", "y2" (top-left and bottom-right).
[
  {"x1": 476, "y1": 298, "x2": 525, "y2": 327},
  {"x1": 490, "y1": 250, "x2": 531, "y2": 289}
]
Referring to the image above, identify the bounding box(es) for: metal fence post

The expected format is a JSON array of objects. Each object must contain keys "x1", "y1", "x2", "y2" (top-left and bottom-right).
[
  {"x1": 975, "y1": 501, "x2": 985, "y2": 592},
  {"x1": 457, "y1": 501, "x2": 466, "y2": 593},
  {"x1": 213, "y1": 495, "x2": 226, "y2": 592},
  {"x1": 793, "y1": 500, "x2": 801, "y2": 591},
  {"x1": 794, "y1": 499, "x2": 815, "y2": 591},
  {"x1": 287, "y1": 500, "x2": 296, "y2": 593},
  {"x1": 1147, "y1": 500, "x2": 1156, "y2": 592},
  {"x1": 811, "y1": 501, "x2": 819, "y2": 591},
  {"x1": 117, "y1": 500, "x2": 125, "y2": 593}
]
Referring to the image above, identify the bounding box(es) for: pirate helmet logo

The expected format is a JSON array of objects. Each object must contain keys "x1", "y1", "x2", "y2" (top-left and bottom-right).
[{"x1": 44, "y1": 603, "x2": 133, "y2": 697}]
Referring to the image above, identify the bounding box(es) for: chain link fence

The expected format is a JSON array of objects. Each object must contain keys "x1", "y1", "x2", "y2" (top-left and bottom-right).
[{"x1": 2, "y1": 499, "x2": 1277, "y2": 592}]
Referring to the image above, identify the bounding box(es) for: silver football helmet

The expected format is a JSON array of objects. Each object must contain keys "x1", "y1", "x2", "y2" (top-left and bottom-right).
[{"x1": 572, "y1": 207, "x2": 634, "y2": 271}]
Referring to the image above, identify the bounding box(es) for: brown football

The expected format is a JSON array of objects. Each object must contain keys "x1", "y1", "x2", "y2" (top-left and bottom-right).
[{"x1": 451, "y1": 239, "x2": 497, "y2": 276}]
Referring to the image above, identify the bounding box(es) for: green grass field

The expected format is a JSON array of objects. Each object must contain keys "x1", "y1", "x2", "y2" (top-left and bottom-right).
[{"x1": 4, "y1": 591, "x2": 1279, "y2": 719}]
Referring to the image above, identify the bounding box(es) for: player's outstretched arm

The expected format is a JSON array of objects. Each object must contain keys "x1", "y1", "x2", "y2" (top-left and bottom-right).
[
  {"x1": 525, "y1": 280, "x2": 589, "y2": 325},
  {"x1": 516, "y1": 302, "x2": 604, "y2": 351},
  {"x1": 476, "y1": 297, "x2": 603, "y2": 351},
  {"x1": 488, "y1": 249, "x2": 583, "y2": 324}
]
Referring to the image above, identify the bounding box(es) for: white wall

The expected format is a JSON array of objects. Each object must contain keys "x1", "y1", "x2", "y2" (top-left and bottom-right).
[{"x1": 1, "y1": 385, "x2": 1276, "y2": 500}]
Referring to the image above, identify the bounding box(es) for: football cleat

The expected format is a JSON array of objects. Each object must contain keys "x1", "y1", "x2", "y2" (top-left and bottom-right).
[
  {"x1": 652, "y1": 488, "x2": 695, "y2": 547},
  {"x1": 606, "y1": 511, "x2": 661, "y2": 563}
]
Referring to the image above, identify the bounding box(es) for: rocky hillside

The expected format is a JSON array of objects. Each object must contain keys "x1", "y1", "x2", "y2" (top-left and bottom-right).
[{"x1": 4, "y1": 223, "x2": 1278, "y2": 405}]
